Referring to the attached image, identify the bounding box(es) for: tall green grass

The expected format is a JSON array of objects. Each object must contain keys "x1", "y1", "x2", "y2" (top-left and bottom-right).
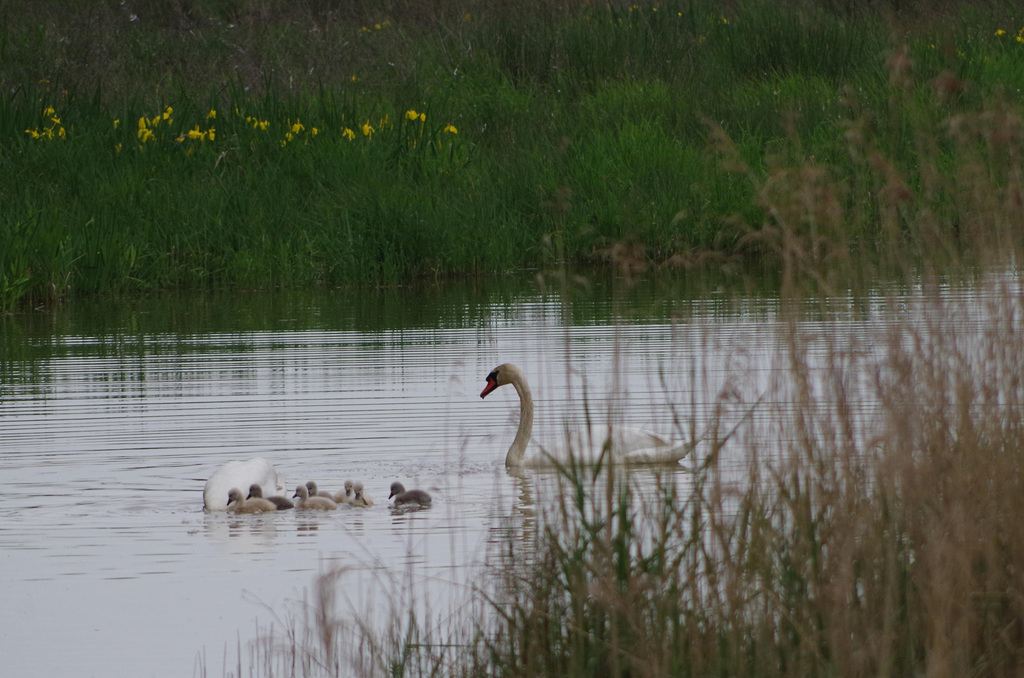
[{"x1": 4, "y1": 0, "x2": 1024, "y2": 310}]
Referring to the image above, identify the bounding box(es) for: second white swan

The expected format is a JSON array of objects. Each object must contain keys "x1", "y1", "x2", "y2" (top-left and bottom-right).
[{"x1": 479, "y1": 363, "x2": 695, "y2": 468}]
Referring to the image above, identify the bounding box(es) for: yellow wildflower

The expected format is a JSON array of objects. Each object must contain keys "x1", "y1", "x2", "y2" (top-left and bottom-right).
[
  {"x1": 362, "y1": 122, "x2": 375, "y2": 137},
  {"x1": 188, "y1": 126, "x2": 203, "y2": 140},
  {"x1": 342, "y1": 127, "x2": 356, "y2": 141},
  {"x1": 311, "y1": 127, "x2": 319, "y2": 136},
  {"x1": 207, "y1": 109, "x2": 217, "y2": 119},
  {"x1": 443, "y1": 124, "x2": 458, "y2": 134},
  {"x1": 207, "y1": 128, "x2": 215, "y2": 141},
  {"x1": 114, "y1": 119, "x2": 120, "y2": 129},
  {"x1": 291, "y1": 121, "x2": 304, "y2": 134},
  {"x1": 996, "y1": 29, "x2": 1007, "y2": 36},
  {"x1": 405, "y1": 109, "x2": 419, "y2": 121},
  {"x1": 43, "y1": 106, "x2": 55, "y2": 117}
]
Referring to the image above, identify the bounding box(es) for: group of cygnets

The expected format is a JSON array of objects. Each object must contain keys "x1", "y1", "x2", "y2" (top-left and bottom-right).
[{"x1": 225, "y1": 479, "x2": 432, "y2": 514}]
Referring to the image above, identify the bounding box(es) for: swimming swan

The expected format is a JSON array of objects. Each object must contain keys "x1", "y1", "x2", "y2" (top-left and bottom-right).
[
  {"x1": 479, "y1": 363, "x2": 696, "y2": 468},
  {"x1": 293, "y1": 484, "x2": 338, "y2": 510},
  {"x1": 247, "y1": 483, "x2": 294, "y2": 510},
  {"x1": 351, "y1": 481, "x2": 374, "y2": 507},
  {"x1": 227, "y1": 487, "x2": 277, "y2": 514},
  {"x1": 388, "y1": 482, "x2": 432, "y2": 508},
  {"x1": 334, "y1": 479, "x2": 355, "y2": 504},
  {"x1": 305, "y1": 481, "x2": 336, "y2": 499},
  {"x1": 204, "y1": 458, "x2": 281, "y2": 511}
]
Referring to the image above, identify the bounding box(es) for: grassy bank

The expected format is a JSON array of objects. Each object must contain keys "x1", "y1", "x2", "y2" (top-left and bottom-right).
[{"x1": 3, "y1": 0, "x2": 1024, "y2": 310}]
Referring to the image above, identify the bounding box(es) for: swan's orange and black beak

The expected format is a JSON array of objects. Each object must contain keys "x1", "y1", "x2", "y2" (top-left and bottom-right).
[{"x1": 480, "y1": 370, "x2": 499, "y2": 399}]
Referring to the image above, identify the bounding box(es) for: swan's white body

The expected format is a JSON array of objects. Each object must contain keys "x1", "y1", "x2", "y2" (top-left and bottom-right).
[
  {"x1": 204, "y1": 458, "x2": 281, "y2": 511},
  {"x1": 480, "y1": 363, "x2": 695, "y2": 468}
]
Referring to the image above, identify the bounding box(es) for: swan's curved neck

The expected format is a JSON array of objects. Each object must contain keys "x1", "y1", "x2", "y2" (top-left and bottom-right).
[{"x1": 506, "y1": 374, "x2": 534, "y2": 467}]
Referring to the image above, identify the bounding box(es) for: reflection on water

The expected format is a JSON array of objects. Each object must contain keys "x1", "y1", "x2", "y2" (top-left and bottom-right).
[{"x1": 0, "y1": 267, "x2": 1015, "y2": 677}]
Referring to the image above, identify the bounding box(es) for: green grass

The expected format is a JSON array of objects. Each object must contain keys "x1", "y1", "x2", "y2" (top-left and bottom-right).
[{"x1": 4, "y1": 0, "x2": 1024, "y2": 310}]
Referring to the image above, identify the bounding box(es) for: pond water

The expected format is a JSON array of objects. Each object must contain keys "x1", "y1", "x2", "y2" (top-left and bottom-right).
[{"x1": 0, "y1": 267, "x2": 1013, "y2": 677}]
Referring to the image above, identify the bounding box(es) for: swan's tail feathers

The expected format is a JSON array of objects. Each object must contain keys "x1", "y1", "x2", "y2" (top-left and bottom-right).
[
  {"x1": 202, "y1": 457, "x2": 281, "y2": 511},
  {"x1": 670, "y1": 438, "x2": 699, "y2": 462}
]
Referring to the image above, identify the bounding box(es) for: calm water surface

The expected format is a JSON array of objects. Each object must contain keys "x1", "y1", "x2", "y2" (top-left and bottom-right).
[{"x1": 0, "y1": 269, "x2": 1012, "y2": 677}]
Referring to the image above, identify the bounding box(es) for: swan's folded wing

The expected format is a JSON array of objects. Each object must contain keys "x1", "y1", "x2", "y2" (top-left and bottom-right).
[
  {"x1": 608, "y1": 427, "x2": 672, "y2": 451},
  {"x1": 621, "y1": 440, "x2": 693, "y2": 464}
]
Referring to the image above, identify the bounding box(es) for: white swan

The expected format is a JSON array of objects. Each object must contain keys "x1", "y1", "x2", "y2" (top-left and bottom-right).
[
  {"x1": 293, "y1": 484, "x2": 338, "y2": 511},
  {"x1": 479, "y1": 363, "x2": 696, "y2": 468},
  {"x1": 204, "y1": 458, "x2": 281, "y2": 511},
  {"x1": 389, "y1": 482, "x2": 432, "y2": 508},
  {"x1": 227, "y1": 487, "x2": 277, "y2": 514}
]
